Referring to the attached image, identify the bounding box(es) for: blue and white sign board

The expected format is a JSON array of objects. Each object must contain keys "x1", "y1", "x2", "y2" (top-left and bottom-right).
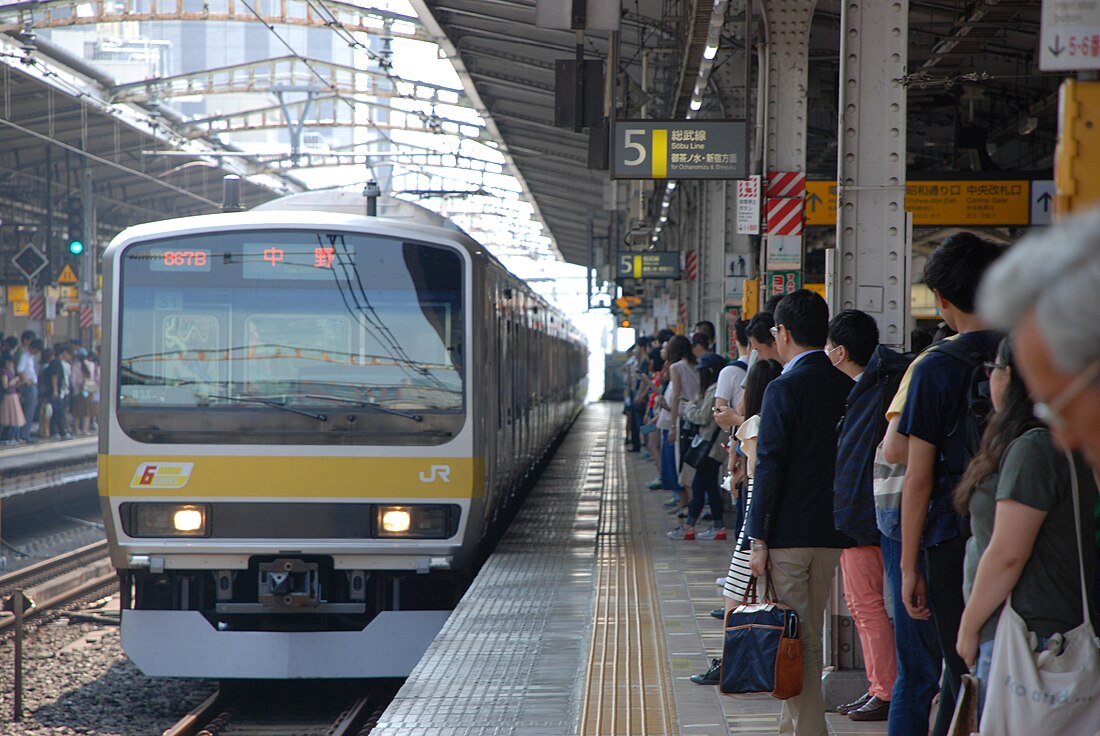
[
  {"x1": 1040, "y1": 0, "x2": 1100, "y2": 71},
  {"x1": 766, "y1": 235, "x2": 802, "y2": 271},
  {"x1": 725, "y1": 277, "x2": 745, "y2": 302},
  {"x1": 1030, "y1": 180, "x2": 1055, "y2": 225}
]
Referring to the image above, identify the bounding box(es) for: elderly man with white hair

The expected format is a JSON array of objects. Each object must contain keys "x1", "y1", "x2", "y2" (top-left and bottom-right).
[{"x1": 977, "y1": 209, "x2": 1100, "y2": 465}]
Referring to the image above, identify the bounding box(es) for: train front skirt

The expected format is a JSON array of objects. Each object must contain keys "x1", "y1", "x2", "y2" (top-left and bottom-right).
[{"x1": 121, "y1": 609, "x2": 452, "y2": 678}]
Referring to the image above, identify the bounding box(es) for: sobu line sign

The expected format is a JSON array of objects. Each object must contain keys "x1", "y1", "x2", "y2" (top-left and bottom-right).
[{"x1": 612, "y1": 121, "x2": 747, "y2": 179}]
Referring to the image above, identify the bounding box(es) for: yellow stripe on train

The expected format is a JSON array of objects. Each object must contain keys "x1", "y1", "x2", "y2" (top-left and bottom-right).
[{"x1": 99, "y1": 455, "x2": 485, "y2": 499}]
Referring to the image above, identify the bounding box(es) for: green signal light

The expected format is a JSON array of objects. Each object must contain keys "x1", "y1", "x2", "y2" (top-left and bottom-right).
[{"x1": 68, "y1": 240, "x2": 84, "y2": 255}]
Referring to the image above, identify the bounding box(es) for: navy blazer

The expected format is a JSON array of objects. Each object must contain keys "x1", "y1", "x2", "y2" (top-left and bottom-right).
[{"x1": 745, "y1": 350, "x2": 855, "y2": 550}]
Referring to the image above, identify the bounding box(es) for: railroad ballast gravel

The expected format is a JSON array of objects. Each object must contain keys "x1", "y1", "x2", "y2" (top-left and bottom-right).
[{"x1": 0, "y1": 601, "x2": 214, "y2": 735}]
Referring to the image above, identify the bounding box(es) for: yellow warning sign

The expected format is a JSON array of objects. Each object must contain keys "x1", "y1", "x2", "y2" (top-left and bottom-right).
[
  {"x1": 804, "y1": 180, "x2": 1031, "y2": 227},
  {"x1": 7, "y1": 285, "x2": 27, "y2": 302},
  {"x1": 57, "y1": 265, "x2": 78, "y2": 285},
  {"x1": 12, "y1": 300, "x2": 28, "y2": 317}
]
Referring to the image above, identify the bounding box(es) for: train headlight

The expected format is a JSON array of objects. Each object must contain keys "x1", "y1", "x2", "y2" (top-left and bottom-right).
[
  {"x1": 374, "y1": 505, "x2": 452, "y2": 538},
  {"x1": 381, "y1": 509, "x2": 412, "y2": 533},
  {"x1": 173, "y1": 507, "x2": 205, "y2": 533},
  {"x1": 123, "y1": 503, "x2": 210, "y2": 537}
]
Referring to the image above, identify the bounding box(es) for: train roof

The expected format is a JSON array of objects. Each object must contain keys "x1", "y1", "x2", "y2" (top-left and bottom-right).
[
  {"x1": 101, "y1": 203, "x2": 585, "y2": 345},
  {"x1": 102, "y1": 208, "x2": 477, "y2": 257}
]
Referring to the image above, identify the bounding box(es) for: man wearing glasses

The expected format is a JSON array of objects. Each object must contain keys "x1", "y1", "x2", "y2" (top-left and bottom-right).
[
  {"x1": 978, "y1": 208, "x2": 1100, "y2": 468},
  {"x1": 744, "y1": 289, "x2": 854, "y2": 735}
]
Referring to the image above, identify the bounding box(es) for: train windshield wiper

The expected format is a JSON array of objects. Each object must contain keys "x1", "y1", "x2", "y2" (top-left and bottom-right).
[
  {"x1": 204, "y1": 394, "x2": 328, "y2": 421},
  {"x1": 303, "y1": 394, "x2": 423, "y2": 423}
]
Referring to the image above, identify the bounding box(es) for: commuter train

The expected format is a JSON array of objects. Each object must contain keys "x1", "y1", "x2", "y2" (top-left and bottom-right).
[{"x1": 98, "y1": 192, "x2": 587, "y2": 678}]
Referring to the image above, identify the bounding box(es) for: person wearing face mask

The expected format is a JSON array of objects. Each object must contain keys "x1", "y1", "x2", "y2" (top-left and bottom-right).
[{"x1": 826, "y1": 309, "x2": 912, "y2": 723}]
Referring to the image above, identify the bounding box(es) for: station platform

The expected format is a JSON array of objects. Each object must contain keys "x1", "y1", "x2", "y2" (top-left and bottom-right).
[
  {"x1": 0, "y1": 434, "x2": 97, "y2": 498},
  {"x1": 374, "y1": 403, "x2": 889, "y2": 736}
]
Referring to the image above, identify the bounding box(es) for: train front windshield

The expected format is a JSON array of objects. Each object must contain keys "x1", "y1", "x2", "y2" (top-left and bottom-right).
[{"x1": 116, "y1": 230, "x2": 465, "y2": 445}]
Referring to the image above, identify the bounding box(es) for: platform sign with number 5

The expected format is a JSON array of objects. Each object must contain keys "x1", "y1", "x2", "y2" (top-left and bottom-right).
[{"x1": 612, "y1": 121, "x2": 747, "y2": 180}]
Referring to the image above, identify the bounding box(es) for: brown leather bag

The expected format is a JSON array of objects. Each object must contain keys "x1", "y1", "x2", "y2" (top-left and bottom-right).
[{"x1": 765, "y1": 573, "x2": 803, "y2": 700}]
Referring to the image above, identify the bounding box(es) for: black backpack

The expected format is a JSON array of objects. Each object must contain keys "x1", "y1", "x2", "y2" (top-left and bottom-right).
[{"x1": 926, "y1": 338, "x2": 996, "y2": 459}]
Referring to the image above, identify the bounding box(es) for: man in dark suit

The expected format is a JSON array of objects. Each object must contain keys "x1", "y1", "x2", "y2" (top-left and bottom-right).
[{"x1": 746, "y1": 289, "x2": 854, "y2": 736}]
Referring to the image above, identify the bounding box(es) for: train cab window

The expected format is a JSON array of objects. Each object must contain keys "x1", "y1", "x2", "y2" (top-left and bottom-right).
[{"x1": 115, "y1": 230, "x2": 465, "y2": 445}]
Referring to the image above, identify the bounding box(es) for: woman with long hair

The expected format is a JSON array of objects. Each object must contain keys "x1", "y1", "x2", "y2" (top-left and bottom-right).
[
  {"x1": 954, "y1": 337, "x2": 1097, "y2": 721},
  {"x1": 669, "y1": 353, "x2": 728, "y2": 540},
  {"x1": 656, "y1": 334, "x2": 698, "y2": 511}
]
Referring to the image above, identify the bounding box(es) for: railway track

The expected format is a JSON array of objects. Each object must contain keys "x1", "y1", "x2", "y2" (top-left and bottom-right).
[
  {"x1": 162, "y1": 681, "x2": 395, "y2": 736},
  {"x1": 0, "y1": 539, "x2": 116, "y2": 631}
]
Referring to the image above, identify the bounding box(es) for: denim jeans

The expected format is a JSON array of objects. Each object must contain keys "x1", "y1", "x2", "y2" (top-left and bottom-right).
[
  {"x1": 660, "y1": 429, "x2": 679, "y2": 492},
  {"x1": 881, "y1": 534, "x2": 942, "y2": 736},
  {"x1": 975, "y1": 638, "x2": 994, "y2": 720},
  {"x1": 49, "y1": 396, "x2": 68, "y2": 437},
  {"x1": 685, "y1": 456, "x2": 723, "y2": 528},
  {"x1": 18, "y1": 382, "x2": 37, "y2": 442}
]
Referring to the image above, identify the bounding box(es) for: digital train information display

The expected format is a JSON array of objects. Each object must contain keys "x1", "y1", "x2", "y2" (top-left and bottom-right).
[
  {"x1": 241, "y1": 243, "x2": 342, "y2": 280},
  {"x1": 148, "y1": 249, "x2": 212, "y2": 272}
]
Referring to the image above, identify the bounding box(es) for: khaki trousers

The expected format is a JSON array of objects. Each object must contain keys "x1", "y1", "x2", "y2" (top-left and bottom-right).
[{"x1": 763, "y1": 547, "x2": 841, "y2": 736}]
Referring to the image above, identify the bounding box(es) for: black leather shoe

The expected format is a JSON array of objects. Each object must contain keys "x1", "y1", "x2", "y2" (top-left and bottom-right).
[
  {"x1": 836, "y1": 692, "x2": 872, "y2": 715},
  {"x1": 690, "y1": 658, "x2": 721, "y2": 685},
  {"x1": 849, "y1": 696, "x2": 890, "y2": 721},
  {"x1": 710, "y1": 608, "x2": 724, "y2": 619}
]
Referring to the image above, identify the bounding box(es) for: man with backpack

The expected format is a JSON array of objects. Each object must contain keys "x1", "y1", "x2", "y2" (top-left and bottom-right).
[
  {"x1": 897, "y1": 233, "x2": 1003, "y2": 736},
  {"x1": 828, "y1": 309, "x2": 911, "y2": 722}
]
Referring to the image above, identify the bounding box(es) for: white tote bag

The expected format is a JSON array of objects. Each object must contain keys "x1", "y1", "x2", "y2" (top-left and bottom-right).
[{"x1": 979, "y1": 456, "x2": 1100, "y2": 736}]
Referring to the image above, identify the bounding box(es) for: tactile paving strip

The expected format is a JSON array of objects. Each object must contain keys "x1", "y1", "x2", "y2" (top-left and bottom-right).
[
  {"x1": 578, "y1": 411, "x2": 676, "y2": 735},
  {"x1": 372, "y1": 404, "x2": 682, "y2": 735}
]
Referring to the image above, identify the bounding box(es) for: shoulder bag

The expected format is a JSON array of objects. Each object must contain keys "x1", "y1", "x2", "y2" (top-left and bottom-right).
[
  {"x1": 683, "y1": 426, "x2": 720, "y2": 469},
  {"x1": 720, "y1": 571, "x2": 802, "y2": 700},
  {"x1": 979, "y1": 453, "x2": 1100, "y2": 735}
]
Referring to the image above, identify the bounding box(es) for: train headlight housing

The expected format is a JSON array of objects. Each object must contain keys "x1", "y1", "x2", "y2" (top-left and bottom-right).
[
  {"x1": 374, "y1": 505, "x2": 452, "y2": 538},
  {"x1": 123, "y1": 503, "x2": 210, "y2": 537}
]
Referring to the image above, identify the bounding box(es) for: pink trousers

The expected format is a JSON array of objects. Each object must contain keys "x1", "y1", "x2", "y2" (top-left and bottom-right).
[{"x1": 840, "y1": 546, "x2": 897, "y2": 700}]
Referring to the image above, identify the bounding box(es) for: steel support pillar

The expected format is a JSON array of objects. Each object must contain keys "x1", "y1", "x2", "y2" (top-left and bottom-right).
[
  {"x1": 702, "y1": 181, "x2": 728, "y2": 345},
  {"x1": 831, "y1": 0, "x2": 909, "y2": 349},
  {"x1": 763, "y1": 0, "x2": 815, "y2": 172},
  {"x1": 820, "y1": 0, "x2": 910, "y2": 710},
  {"x1": 760, "y1": 0, "x2": 815, "y2": 301}
]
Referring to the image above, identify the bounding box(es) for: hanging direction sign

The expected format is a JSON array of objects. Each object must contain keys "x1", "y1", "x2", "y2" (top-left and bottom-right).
[
  {"x1": 612, "y1": 121, "x2": 747, "y2": 179},
  {"x1": 1041, "y1": 0, "x2": 1100, "y2": 71},
  {"x1": 804, "y1": 179, "x2": 1048, "y2": 227},
  {"x1": 617, "y1": 252, "x2": 681, "y2": 280}
]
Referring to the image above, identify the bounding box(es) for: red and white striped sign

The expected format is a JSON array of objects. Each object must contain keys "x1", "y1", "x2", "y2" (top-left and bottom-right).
[
  {"x1": 685, "y1": 250, "x2": 698, "y2": 281},
  {"x1": 28, "y1": 295, "x2": 44, "y2": 321},
  {"x1": 766, "y1": 197, "x2": 804, "y2": 235},
  {"x1": 79, "y1": 304, "x2": 94, "y2": 328},
  {"x1": 767, "y1": 171, "x2": 807, "y2": 198}
]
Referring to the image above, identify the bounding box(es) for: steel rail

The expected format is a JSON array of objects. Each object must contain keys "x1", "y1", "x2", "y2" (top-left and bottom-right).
[
  {"x1": 0, "y1": 540, "x2": 115, "y2": 633},
  {"x1": 161, "y1": 688, "x2": 375, "y2": 736}
]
